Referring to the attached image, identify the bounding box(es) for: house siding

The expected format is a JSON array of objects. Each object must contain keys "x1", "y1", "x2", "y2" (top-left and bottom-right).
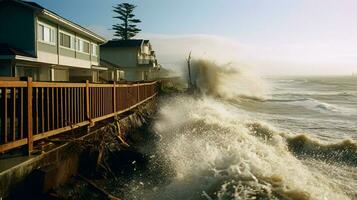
[
  {"x1": 37, "y1": 42, "x2": 58, "y2": 54},
  {"x1": 0, "y1": 1, "x2": 106, "y2": 82},
  {"x1": 34, "y1": 19, "x2": 100, "y2": 69},
  {"x1": 0, "y1": 61, "x2": 12, "y2": 76},
  {"x1": 36, "y1": 18, "x2": 58, "y2": 64},
  {"x1": 101, "y1": 47, "x2": 138, "y2": 67},
  {"x1": 0, "y1": 2, "x2": 36, "y2": 56},
  {"x1": 77, "y1": 52, "x2": 91, "y2": 61},
  {"x1": 59, "y1": 47, "x2": 75, "y2": 58}
]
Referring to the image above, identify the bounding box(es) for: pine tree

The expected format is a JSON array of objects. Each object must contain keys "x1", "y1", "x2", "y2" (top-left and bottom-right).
[{"x1": 112, "y1": 3, "x2": 141, "y2": 40}]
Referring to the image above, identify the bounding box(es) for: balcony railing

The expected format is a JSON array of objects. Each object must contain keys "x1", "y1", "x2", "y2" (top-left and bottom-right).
[
  {"x1": 138, "y1": 54, "x2": 157, "y2": 65},
  {"x1": 0, "y1": 78, "x2": 158, "y2": 154}
]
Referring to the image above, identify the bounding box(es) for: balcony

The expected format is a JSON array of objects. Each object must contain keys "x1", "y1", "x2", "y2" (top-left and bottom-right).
[{"x1": 138, "y1": 54, "x2": 157, "y2": 67}]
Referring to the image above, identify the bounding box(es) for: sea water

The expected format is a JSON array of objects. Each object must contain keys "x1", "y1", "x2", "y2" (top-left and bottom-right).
[{"x1": 119, "y1": 62, "x2": 357, "y2": 200}]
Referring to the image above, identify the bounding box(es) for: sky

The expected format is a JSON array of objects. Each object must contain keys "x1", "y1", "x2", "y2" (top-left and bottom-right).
[{"x1": 32, "y1": 0, "x2": 357, "y2": 75}]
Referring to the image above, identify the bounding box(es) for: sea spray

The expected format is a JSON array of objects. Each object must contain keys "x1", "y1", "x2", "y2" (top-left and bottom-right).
[
  {"x1": 115, "y1": 67, "x2": 357, "y2": 199},
  {"x1": 141, "y1": 96, "x2": 351, "y2": 200},
  {"x1": 189, "y1": 60, "x2": 270, "y2": 100}
]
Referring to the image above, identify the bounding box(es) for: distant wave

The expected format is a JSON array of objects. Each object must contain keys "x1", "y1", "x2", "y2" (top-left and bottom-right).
[
  {"x1": 268, "y1": 98, "x2": 343, "y2": 113},
  {"x1": 273, "y1": 91, "x2": 357, "y2": 97},
  {"x1": 248, "y1": 122, "x2": 357, "y2": 166},
  {"x1": 286, "y1": 134, "x2": 357, "y2": 165},
  {"x1": 275, "y1": 79, "x2": 308, "y2": 84}
]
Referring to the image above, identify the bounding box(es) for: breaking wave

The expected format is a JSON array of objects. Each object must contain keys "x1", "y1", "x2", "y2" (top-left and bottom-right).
[
  {"x1": 248, "y1": 122, "x2": 357, "y2": 165},
  {"x1": 142, "y1": 96, "x2": 356, "y2": 200},
  {"x1": 190, "y1": 60, "x2": 270, "y2": 101},
  {"x1": 124, "y1": 60, "x2": 357, "y2": 200}
]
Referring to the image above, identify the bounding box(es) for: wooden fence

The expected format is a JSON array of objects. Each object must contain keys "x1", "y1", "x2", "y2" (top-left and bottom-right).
[{"x1": 0, "y1": 78, "x2": 158, "y2": 154}]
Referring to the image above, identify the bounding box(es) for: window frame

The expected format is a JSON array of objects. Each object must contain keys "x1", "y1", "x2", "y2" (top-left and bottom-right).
[
  {"x1": 37, "y1": 21, "x2": 56, "y2": 46},
  {"x1": 91, "y1": 43, "x2": 97, "y2": 56},
  {"x1": 76, "y1": 37, "x2": 90, "y2": 55},
  {"x1": 82, "y1": 40, "x2": 90, "y2": 54},
  {"x1": 59, "y1": 30, "x2": 75, "y2": 50}
]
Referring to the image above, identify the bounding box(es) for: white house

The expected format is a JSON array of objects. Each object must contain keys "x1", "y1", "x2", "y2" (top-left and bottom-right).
[
  {"x1": 0, "y1": 0, "x2": 107, "y2": 82},
  {"x1": 100, "y1": 39, "x2": 160, "y2": 81}
]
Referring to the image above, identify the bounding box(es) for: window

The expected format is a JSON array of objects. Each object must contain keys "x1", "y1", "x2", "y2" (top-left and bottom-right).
[
  {"x1": 38, "y1": 23, "x2": 55, "y2": 44},
  {"x1": 60, "y1": 32, "x2": 74, "y2": 49},
  {"x1": 75, "y1": 38, "x2": 90, "y2": 54},
  {"x1": 91, "y1": 44, "x2": 97, "y2": 56},
  {"x1": 83, "y1": 41, "x2": 90, "y2": 54},
  {"x1": 51, "y1": 68, "x2": 69, "y2": 82}
]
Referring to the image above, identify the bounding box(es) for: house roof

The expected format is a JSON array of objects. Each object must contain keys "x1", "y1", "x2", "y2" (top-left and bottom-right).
[
  {"x1": 101, "y1": 40, "x2": 145, "y2": 48},
  {"x1": 22, "y1": 1, "x2": 44, "y2": 9},
  {"x1": 0, "y1": 0, "x2": 106, "y2": 43},
  {"x1": 0, "y1": 43, "x2": 36, "y2": 58}
]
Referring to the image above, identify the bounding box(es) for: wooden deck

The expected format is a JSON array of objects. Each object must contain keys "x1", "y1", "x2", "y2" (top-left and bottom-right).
[{"x1": 0, "y1": 78, "x2": 158, "y2": 154}]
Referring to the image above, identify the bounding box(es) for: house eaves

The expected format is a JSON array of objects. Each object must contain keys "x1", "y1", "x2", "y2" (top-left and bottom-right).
[
  {"x1": 101, "y1": 39, "x2": 144, "y2": 48},
  {"x1": 10, "y1": 0, "x2": 107, "y2": 44},
  {"x1": 41, "y1": 10, "x2": 107, "y2": 44}
]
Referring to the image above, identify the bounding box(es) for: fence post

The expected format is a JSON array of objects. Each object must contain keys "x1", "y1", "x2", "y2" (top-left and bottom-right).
[
  {"x1": 85, "y1": 80, "x2": 92, "y2": 126},
  {"x1": 137, "y1": 84, "x2": 140, "y2": 103},
  {"x1": 113, "y1": 81, "x2": 116, "y2": 114},
  {"x1": 27, "y1": 77, "x2": 33, "y2": 155}
]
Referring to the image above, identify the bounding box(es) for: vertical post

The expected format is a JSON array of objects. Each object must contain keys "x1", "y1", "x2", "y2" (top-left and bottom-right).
[
  {"x1": 113, "y1": 81, "x2": 116, "y2": 114},
  {"x1": 86, "y1": 80, "x2": 90, "y2": 121},
  {"x1": 187, "y1": 51, "x2": 192, "y2": 89},
  {"x1": 12, "y1": 88, "x2": 16, "y2": 141},
  {"x1": 137, "y1": 84, "x2": 140, "y2": 103},
  {"x1": 1, "y1": 87, "x2": 8, "y2": 144},
  {"x1": 27, "y1": 77, "x2": 33, "y2": 155}
]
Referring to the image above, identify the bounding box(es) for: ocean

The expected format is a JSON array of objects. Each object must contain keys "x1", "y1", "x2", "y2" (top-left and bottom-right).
[{"x1": 116, "y1": 62, "x2": 357, "y2": 200}]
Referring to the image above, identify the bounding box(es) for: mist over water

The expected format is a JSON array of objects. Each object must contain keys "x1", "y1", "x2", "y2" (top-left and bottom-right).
[
  {"x1": 190, "y1": 60, "x2": 270, "y2": 100},
  {"x1": 123, "y1": 60, "x2": 357, "y2": 200}
]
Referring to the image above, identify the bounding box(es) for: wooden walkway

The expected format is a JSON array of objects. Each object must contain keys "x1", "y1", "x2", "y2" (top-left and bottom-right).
[{"x1": 0, "y1": 78, "x2": 158, "y2": 154}]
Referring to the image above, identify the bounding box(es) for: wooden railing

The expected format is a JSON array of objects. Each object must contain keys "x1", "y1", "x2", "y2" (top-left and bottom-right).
[{"x1": 0, "y1": 78, "x2": 158, "y2": 154}]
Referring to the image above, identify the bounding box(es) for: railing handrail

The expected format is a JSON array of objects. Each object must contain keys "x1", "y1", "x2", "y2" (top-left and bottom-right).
[{"x1": 0, "y1": 78, "x2": 159, "y2": 154}]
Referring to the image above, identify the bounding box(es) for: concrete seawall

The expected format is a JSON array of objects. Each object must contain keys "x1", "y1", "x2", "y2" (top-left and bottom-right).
[{"x1": 0, "y1": 97, "x2": 157, "y2": 199}]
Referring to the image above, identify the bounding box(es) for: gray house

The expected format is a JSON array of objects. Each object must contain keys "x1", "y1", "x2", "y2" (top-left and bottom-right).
[
  {"x1": 101, "y1": 40, "x2": 160, "y2": 81},
  {"x1": 0, "y1": 0, "x2": 107, "y2": 82}
]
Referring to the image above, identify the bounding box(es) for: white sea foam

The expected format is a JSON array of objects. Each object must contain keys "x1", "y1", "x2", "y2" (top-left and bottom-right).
[{"x1": 143, "y1": 96, "x2": 351, "y2": 200}]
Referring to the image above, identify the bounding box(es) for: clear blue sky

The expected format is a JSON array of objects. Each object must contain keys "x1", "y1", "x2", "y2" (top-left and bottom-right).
[{"x1": 32, "y1": 0, "x2": 357, "y2": 75}]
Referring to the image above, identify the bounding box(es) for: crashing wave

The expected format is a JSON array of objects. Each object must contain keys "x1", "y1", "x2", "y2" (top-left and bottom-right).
[
  {"x1": 143, "y1": 96, "x2": 353, "y2": 200},
  {"x1": 247, "y1": 122, "x2": 357, "y2": 166},
  {"x1": 189, "y1": 59, "x2": 270, "y2": 101}
]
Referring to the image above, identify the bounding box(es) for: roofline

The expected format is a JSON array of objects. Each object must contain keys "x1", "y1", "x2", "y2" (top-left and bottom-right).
[
  {"x1": 101, "y1": 39, "x2": 146, "y2": 48},
  {"x1": 42, "y1": 10, "x2": 106, "y2": 43},
  {"x1": 6, "y1": 0, "x2": 43, "y2": 12},
  {"x1": 1, "y1": 0, "x2": 106, "y2": 43},
  {"x1": 0, "y1": 55, "x2": 37, "y2": 62}
]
